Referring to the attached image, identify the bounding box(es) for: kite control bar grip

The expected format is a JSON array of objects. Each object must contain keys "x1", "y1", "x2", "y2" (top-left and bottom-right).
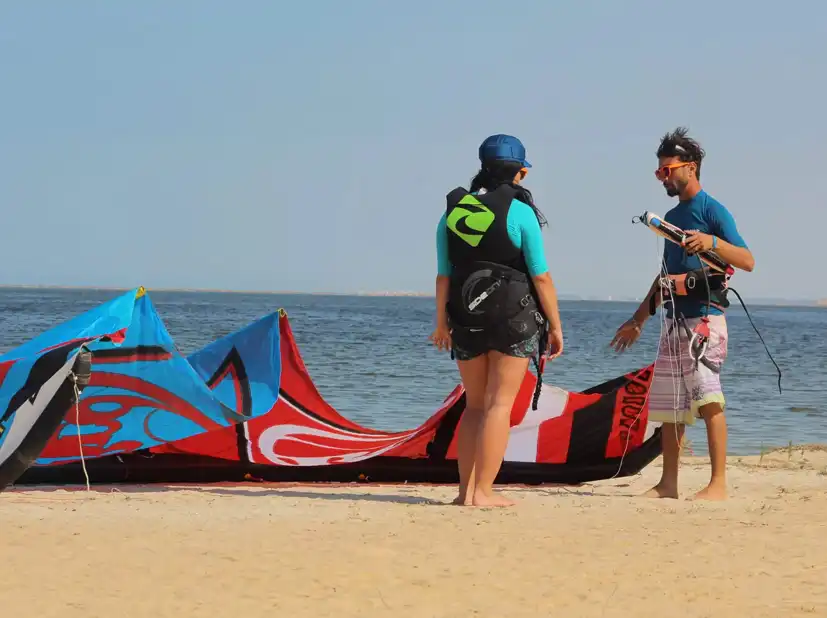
[{"x1": 639, "y1": 211, "x2": 734, "y2": 275}]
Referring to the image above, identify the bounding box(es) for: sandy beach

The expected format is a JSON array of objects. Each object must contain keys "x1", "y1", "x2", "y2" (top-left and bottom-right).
[{"x1": 2, "y1": 447, "x2": 826, "y2": 618}]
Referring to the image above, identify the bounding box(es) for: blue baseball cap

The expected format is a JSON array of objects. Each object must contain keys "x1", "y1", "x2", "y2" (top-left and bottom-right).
[{"x1": 478, "y1": 134, "x2": 531, "y2": 168}]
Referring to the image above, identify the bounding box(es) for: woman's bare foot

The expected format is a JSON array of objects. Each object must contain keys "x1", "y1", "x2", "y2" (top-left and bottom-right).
[
  {"x1": 472, "y1": 488, "x2": 516, "y2": 507},
  {"x1": 451, "y1": 484, "x2": 475, "y2": 506},
  {"x1": 692, "y1": 481, "x2": 727, "y2": 501},
  {"x1": 640, "y1": 483, "x2": 679, "y2": 499}
]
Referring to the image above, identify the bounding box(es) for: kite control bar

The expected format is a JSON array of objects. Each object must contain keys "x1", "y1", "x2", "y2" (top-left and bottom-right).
[{"x1": 635, "y1": 211, "x2": 734, "y2": 276}]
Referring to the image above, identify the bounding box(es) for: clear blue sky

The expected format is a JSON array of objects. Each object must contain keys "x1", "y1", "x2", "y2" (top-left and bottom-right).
[{"x1": 1, "y1": 1, "x2": 823, "y2": 300}]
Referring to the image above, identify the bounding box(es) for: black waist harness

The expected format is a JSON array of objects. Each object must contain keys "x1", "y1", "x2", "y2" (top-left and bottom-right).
[
  {"x1": 447, "y1": 260, "x2": 549, "y2": 409},
  {"x1": 448, "y1": 260, "x2": 541, "y2": 329},
  {"x1": 651, "y1": 266, "x2": 731, "y2": 315}
]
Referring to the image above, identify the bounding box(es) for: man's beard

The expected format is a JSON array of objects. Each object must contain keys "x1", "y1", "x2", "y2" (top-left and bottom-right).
[{"x1": 663, "y1": 180, "x2": 683, "y2": 197}]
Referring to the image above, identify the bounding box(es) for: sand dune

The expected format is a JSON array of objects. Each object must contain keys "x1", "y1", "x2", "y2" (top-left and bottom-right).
[{"x1": 2, "y1": 447, "x2": 826, "y2": 618}]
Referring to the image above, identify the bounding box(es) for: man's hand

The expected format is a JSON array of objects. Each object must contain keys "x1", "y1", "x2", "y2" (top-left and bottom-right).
[
  {"x1": 610, "y1": 317, "x2": 643, "y2": 353},
  {"x1": 685, "y1": 230, "x2": 756, "y2": 272},
  {"x1": 683, "y1": 230, "x2": 714, "y2": 255}
]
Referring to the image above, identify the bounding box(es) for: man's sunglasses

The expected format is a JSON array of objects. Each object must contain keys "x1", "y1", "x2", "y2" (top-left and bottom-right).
[{"x1": 654, "y1": 162, "x2": 691, "y2": 181}]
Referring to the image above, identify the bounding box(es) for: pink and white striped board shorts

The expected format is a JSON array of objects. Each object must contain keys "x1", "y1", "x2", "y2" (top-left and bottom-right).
[{"x1": 648, "y1": 314, "x2": 728, "y2": 425}]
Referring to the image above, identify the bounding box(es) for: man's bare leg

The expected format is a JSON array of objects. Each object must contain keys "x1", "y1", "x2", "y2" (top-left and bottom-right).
[
  {"x1": 642, "y1": 421, "x2": 684, "y2": 498},
  {"x1": 694, "y1": 402, "x2": 727, "y2": 500}
]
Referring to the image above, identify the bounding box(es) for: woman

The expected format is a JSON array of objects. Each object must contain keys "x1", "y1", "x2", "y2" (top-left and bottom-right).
[{"x1": 430, "y1": 134, "x2": 564, "y2": 507}]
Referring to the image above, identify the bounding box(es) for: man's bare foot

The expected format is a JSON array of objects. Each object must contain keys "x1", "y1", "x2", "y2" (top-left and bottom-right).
[
  {"x1": 472, "y1": 489, "x2": 516, "y2": 507},
  {"x1": 692, "y1": 482, "x2": 727, "y2": 501},
  {"x1": 640, "y1": 483, "x2": 679, "y2": 499}
]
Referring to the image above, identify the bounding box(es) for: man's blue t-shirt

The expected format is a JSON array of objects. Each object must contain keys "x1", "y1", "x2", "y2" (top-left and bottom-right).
[{"x1": 662, "y1": 190, "x2": 748, "y2": 318}]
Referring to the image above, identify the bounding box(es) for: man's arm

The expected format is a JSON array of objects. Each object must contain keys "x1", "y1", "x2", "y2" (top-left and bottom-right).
[
  {"x1": 610, "y1": 275, "x2": 661, "y2": 352},
  {"x1": 684, "y1": 231, "x2": 754, "y2": 271},
  {"x1": 685, "y1": 201, "x2": 755, "y2": 272},
  {"x1": 709, "y1": 237, "x2": 754, "y2": 272},
  {"x1": 631, "y1": 242, "x2": 666, "y2": 326},
  {"x1": 632, "y1": 275, "x2": 662, "y2": 326}
]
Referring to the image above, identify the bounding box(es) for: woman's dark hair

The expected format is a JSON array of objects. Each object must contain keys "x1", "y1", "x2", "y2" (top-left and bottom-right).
[{"x1": 470, "y1": 160, "x2": 547, "y2": 227}]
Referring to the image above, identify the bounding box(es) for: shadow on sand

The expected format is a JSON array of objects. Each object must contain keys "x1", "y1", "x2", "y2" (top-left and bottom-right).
[
  {"x1": 10, "y1": 483, "x2": 448, "y2": 505},
  {"x1": 9, "y1": 480, "x2": 648, "y2": 502}
]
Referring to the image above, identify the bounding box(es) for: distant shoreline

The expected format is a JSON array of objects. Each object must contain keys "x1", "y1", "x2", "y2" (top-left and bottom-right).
[
  {"x1": 0, "y1": 284, "x2": 434, "y2": 298},
  {"x1": 0, "y1": 284, "x2": 823, "y2": 307}
]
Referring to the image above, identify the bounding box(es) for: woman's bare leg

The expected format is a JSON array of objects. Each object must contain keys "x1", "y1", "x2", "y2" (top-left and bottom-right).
[
  {"x1": 453, "y1": 355, "x2": 488, "y2": 505},
  {"x1": 472, "y1": 351, "x2": 530, "y2": 507}
]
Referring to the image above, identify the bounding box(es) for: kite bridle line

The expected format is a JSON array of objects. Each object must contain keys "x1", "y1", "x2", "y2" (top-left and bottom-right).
[
  {"x1": 70, "y1": 372, "x2": 91, "y2": 492},
  {"x1": 604, "y1": 231, "x2": 676, "y2": 482},
  {"x1": 602, "y1": 222, "x2": 692, "y2": 486},
  {"x1": 606, "y1": 227, "x2": 682, "y2": 480}
]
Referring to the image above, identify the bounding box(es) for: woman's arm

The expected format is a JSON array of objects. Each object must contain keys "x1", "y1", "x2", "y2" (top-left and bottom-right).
[
  {"x1": 435, "y1": 213, "x2": 452, "y2": 328},
  {"x1": 516, "y1": 205, "x2": 562, "y2": 332},
  {"x1": 531, "y1": 272, "x2": 562, "y2": 333},
  {"x1": 435, "y1": 275, "x2": 450, "y2": 328}
]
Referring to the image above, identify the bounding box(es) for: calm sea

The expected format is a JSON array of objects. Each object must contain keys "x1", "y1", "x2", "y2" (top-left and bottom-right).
[{"x1": 1, "y1": 287, "x2": 824, "y2": 456}]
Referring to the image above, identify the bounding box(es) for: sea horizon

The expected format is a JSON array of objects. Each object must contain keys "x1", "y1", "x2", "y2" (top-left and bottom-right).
[{"x1": 0, "y1": 283, "x2": 824, "y2": 308}]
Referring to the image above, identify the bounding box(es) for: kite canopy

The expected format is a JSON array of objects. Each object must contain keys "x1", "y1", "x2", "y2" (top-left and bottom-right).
[{"x1": 1, "y1": 288, "x2": 662, "y2": 491}]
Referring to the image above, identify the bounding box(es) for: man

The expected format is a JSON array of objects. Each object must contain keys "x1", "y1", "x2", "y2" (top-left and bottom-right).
[{"x1": 610, "y1": 127, "x2": 754, "y2": 501}]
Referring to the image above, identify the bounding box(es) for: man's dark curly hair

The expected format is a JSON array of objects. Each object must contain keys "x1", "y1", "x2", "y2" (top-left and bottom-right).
[{"x1": 656, "y1": 127, "x2": 705, "y2": 179}]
